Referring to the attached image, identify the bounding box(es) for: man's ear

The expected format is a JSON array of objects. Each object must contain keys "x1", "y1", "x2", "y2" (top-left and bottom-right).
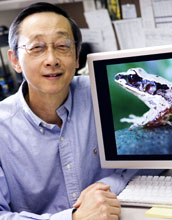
[
  {"x1": 8, "y1": 49, "x2": 22, "y2": 73},
  {"x1": 75, "y1": 53, "x2": 80, "y2": 69}
]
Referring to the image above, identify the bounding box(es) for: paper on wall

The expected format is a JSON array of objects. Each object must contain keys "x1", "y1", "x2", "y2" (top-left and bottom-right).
[
  {"x1": 113, "y1": 18, "x2": 146, "y2": 50},
  {"x1": 80, "y1": 28, "x2": 103, "y2": 52},
  {"x1": 152, "y1": 0, "x2": 172, "y2": 28},
  {"x1": 145, "y1": 28, "x2": 172, "y2": 47},
  {"x1": 139, "y1": 0, "x2": 155, "y2": 28},
  {"x1": 84, "y1": 9, "x2": 118, "y2": 51},
  {"x1": 82, "y1": 0, "x2": 96, "y2": 12},
  {"x1": 121, "y1": 4, "x2": 137, "y2": 19}
]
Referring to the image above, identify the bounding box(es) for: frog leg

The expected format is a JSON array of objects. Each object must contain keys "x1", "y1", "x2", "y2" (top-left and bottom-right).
[
  {"x1": 120, "y1": 108, "x2": 156, "y2": 128},
  {"x1": 146, "y1": 111, "x2": 172, "y2": 127},
  {"x1": 120, "y1": 114, "x2": 148, "y2": 128},
  {"x1": 120, "y1": 114, "x2": 145, "y2": 124},
  {"x1": 164, "y1": 121, "x2": 172, "y2": 126}
]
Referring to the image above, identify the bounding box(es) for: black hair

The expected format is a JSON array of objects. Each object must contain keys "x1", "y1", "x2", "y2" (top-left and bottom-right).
[{"x1": 8, "y1": 2, "x2": 82, "y2": 57}]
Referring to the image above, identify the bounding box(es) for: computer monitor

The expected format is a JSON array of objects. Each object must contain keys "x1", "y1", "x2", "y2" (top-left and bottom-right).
[{"x1": 88, "y1": 45, "x2": 172, "y2": 169}]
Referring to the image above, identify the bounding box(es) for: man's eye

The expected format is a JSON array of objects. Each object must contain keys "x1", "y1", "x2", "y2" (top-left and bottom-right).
[
  {"x1": 30, "y1": 45, "x2": 44, "y2": 51},
  {"x1": 58, "y1": 44, "x2": 70, "y2": 49}
]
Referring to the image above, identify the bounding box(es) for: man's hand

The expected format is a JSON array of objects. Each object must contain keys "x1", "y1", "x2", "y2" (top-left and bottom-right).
[{"x1": 72, "y1": 182, "x2": 121, "y2": 220}]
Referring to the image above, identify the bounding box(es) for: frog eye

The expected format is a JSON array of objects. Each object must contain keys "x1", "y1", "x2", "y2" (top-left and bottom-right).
[
  {"x1": 128, "y1": 74, "x2": 136, "y2": 84},
  {"x1": 128, "y1": 74, "x2": 142, "y2": 85}
]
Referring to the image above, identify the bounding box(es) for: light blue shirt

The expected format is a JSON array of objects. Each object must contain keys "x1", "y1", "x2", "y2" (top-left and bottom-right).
[{"x1": 0, "y1": 75, "x2": 158, "y2": 220}]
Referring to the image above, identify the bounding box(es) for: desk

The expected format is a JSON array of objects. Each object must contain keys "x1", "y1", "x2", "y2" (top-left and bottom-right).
[
  {"x1": 121, "y1": 207, "x2": 167, "y2": 220},
  {"x1": 120, "y1": 170, "x2": 172, "y2": 220}
]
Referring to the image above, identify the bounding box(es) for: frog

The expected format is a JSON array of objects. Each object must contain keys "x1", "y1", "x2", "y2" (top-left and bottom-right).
[{"x1": 114, "y1": 67, "x2": 172, "y2": 129}]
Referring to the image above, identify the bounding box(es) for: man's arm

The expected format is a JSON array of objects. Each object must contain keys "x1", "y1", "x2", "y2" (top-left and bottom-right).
[
  {"x1": 72, "y1": 183, "x2": 121, "y2": 220},
  {"x1": 0, "y1": 166, "x2": 74, "y2": 220},
  {"x1": 98, "y1": 169, "x2": 139, "y2": 195},
  {"x1": 0, "y1": 209, "x2": 74, "y2": 220}
]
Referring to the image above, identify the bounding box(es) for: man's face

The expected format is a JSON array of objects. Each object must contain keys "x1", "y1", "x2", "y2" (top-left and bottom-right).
[{"x1": 14, "y1": 12, "x2": 79, "y2": 97}]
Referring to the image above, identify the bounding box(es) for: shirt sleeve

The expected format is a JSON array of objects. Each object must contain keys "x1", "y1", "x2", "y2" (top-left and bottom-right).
[
  {"x1": 98, "y1": 169, "x2": 138, "y2": 195},
  {"x1": 0, "y1": 210, "x2": 74, "y2": 220},
  {"x1": 0, "y1": 167, "x2": 73, "y2": 220}
]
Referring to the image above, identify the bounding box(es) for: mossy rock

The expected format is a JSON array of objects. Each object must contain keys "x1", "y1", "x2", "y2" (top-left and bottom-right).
[{"x1": 115, "y1": 125, "x2": 172, "y2": 155}]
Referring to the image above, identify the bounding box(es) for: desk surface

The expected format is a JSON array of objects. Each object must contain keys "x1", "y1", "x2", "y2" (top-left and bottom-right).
[
  {"x1": 121, "y1": 207, "x2": 167, "y2": 220},
  {"x1": 120, "y1": 169, "x2": 172, "y2": 220}
]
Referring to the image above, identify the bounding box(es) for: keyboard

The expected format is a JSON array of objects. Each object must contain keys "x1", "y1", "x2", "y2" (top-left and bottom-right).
[{"x1": 117, "y1": 175, "x2": 172, "y2": 207}]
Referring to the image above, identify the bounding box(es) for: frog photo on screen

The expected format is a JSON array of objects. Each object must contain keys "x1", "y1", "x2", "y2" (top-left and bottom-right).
[
  {"x1": 114, "y1": 67, "x2": 172, "y2": 129},
  {"x1": 106, "y1": 58, "x2": 172, "y2": 156}
]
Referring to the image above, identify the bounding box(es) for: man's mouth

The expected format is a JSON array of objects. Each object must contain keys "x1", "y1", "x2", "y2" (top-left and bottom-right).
[{"x1": 43, "y1": 73, "x2": 62, "y2": 77}]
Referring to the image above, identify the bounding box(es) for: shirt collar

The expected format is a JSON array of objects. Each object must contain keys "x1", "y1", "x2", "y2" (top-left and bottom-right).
[
  {"x1": 56, "y1": 89, "x2": 72, "y2": 118},
  {"x1": 19, "y1": 81, "x2": 44, "y2": 128},
  {"x1": 18, "y1": 81, "x2": 72, "y2": 129}
]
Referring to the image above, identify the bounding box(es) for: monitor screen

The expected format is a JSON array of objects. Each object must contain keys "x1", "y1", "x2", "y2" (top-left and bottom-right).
[{"x1": 88, "y1": 45, "x2": 172, "y2": 169}]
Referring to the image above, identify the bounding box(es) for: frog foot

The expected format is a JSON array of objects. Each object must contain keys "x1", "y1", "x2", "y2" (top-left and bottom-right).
[
  {"x1": 120, "y1": 114, "x2": 145, "y2": 124},
  {"x1": 162, "y1": 120, "x2": 172, "y2": 126},
  {"x1": 120, "y1": 114, "x2": 146, "y2": 129}
]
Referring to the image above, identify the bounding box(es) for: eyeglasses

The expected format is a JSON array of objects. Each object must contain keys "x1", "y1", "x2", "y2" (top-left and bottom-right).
[{"x1": 17, "y1": 38, "x2": 76, "y2": 57}]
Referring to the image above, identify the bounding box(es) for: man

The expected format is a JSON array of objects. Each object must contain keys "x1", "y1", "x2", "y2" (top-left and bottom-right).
[{"x1": 0, "y1": 2, "x2": 157, "y2": 220}]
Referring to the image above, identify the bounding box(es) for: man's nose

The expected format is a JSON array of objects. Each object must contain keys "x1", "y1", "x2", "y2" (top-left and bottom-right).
[{"x1": 44, "y1": 47, "x2": 60, "y2": 67}]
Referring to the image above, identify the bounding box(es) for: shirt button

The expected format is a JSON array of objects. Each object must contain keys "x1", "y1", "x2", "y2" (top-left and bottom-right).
[
  {"x1": 93, "y1": 148, "x2": 98, "y2": 156},
  {"x1": 40, "y1": 128, "x2": 44, "y2": 133},
  {"x1": 72, "y1": 193, "x2": 77, "y2": 198},
  {"x1": 60, "y1": 137, "x2": 64, "y2": 142},
  {"x1": 66, "y1": 164, "x2": 71, "y2": 169},
  {"x1": 42, "y1": 123, "x2": 47, "y2": 127}
]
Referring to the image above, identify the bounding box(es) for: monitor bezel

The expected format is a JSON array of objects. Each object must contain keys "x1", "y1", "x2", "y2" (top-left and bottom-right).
[{"x1": 88, "y1": 45, "x2": 172, "y2": 169}]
